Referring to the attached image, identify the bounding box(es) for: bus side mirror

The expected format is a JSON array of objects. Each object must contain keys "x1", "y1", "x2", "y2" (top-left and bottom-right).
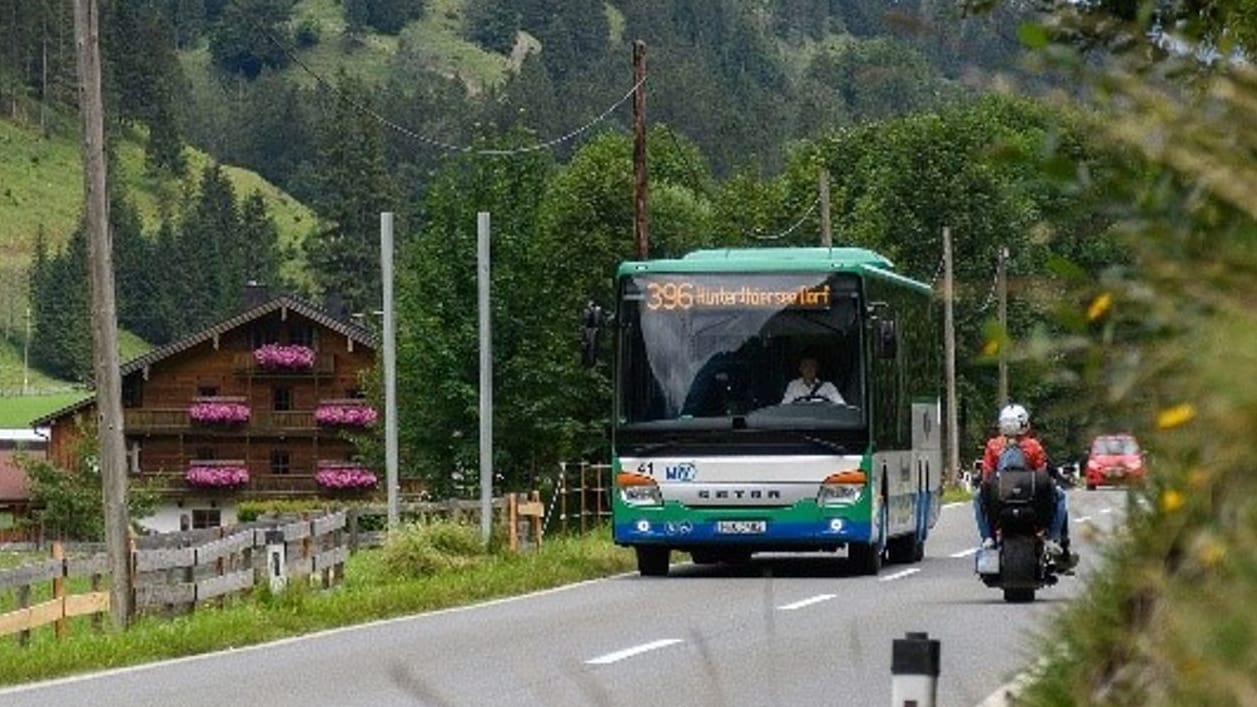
[
  {"x1": 581, "y1": 301, "x2": 604, "y2": 367},
  {"x1": 876, "y1": 317, "x2": 898, "y2": 359}
]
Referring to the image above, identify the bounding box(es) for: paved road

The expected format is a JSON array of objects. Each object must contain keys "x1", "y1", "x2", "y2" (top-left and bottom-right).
[{"x1": 0, "y1": 488, "x2": 1127, "y2": 707}]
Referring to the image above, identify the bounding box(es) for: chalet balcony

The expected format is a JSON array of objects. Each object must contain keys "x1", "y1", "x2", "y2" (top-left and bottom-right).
[
  {"x1": 232, "y1": 351, "x2": 335, "y2": 377},
  {"x1": 124, "y1": 408, "x2": 317, "y2": 434},
  {"x1": 140, "y1": 471, "x2": 425, "y2": 499}
]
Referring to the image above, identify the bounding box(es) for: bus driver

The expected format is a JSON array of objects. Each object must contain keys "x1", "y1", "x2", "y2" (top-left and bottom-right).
[{"x1": 782, "y1": 354, "x2": 845, "y2": 405}]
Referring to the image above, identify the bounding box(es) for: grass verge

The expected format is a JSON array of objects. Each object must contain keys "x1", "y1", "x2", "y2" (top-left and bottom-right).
[{"x1": 0, "y1": 530, "x2": 634, "y2": 687}]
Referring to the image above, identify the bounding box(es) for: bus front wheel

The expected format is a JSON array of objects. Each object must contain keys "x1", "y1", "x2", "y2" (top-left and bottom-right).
[
  {"x1": 636, "y1": 546, "x2": 670, "y2": 577},
  {"x1": 848, "y1": 541, "x2": 882, "y2": 575}
]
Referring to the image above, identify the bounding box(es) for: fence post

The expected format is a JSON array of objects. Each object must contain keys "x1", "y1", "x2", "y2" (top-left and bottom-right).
[
  {"x1": 580, "y1": 463, "x2": 588, "y2": 534},
  {"x1": 16, "y1": 581, "x2": 30, "y2": 647},
  {"x1": 507, "y1": 494, "x2": 519, "y2": 552},
  {"x1": 559, "y1": 463, "x2": 568, "y2": 535},
  {"x1": 215, "y1": 527, "x2": 226, "y2": 610},
  {"x1": 891, "y1": 632, "x2": 941, "y2": 707},
  {"x1": 531, "y1": 490, "x2": 543, "y2": 549},
  {"x1": 51, "y1": 541, "x2": 65, "y2": 639},
  {"x1": 265, "y1": 529, "x2": 287, "y2": 593},
  {"x1": 347, "y1": 507, "x2": 360, "y2": 555}
]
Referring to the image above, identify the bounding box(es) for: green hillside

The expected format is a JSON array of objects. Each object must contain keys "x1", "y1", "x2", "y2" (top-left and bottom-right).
[{"x1": 0, "y1": 118, "x2": 316, "y2": 290}]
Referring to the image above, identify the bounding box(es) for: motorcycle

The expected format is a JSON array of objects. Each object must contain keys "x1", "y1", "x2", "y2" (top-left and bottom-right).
[{"x1": 974, "y1": 468, "x2": 1065, "y2": 602}]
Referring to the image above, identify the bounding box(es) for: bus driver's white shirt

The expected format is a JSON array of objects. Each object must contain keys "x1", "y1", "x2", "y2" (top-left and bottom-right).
[{"x1": 782, "y1": 378, "x2": 844, "y2": 404}]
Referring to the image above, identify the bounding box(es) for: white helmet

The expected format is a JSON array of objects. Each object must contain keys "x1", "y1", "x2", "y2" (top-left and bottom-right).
[{"x1": 998, "y1": 404, "x2": 1030, "y2": 436}]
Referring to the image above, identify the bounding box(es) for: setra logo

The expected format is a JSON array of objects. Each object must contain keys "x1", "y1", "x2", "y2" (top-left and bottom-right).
[{"x1": 664, "y1": 462, "x2": 697, "y2": 482}]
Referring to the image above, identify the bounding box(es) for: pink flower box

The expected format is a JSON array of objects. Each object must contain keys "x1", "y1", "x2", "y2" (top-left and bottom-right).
[
  {"x1": 188, "y1": 398, "x2": 251, "y2": 424},
  {"x1": 314, "y1": 401, "x2": 379, "y2": 427},
  {"x1": 315, "y1": 462, "x2": 378, "y2": 490},
  {"x1": 185, "y1": 465, "x2": 250, "y2": 488},
  {"x1": 253, "y1": 344, "x2": 316, "y2": 370}
]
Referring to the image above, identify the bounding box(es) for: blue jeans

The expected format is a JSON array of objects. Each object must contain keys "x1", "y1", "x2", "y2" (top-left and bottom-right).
[{"x1": 974, "y1": 486, "x2": 1068, "y2": 544}]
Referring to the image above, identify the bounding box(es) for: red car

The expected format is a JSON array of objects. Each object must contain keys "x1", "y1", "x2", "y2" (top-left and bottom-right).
[{"x1": 1084, "y1": 434, "x2": 1145, "y2": 489}]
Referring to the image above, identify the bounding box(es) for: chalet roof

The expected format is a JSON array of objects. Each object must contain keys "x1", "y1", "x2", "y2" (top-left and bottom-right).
[{"x1": 30, "y1": 295, "x2": 377, "y2": 428}]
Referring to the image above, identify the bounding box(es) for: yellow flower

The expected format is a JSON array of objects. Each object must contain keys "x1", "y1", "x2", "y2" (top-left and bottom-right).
[
  {"x1": 1160, "y1": 488, "x2": 1185, "y2": 513},
  {"x1": 1156, "y1": 403, "x2": 1196, "y2": 429},
  {"x1": 1086, "y1": 292, "x2": 1112, "y2": 321},
  {"x1": 1197, "y1": 539, "x2": 1225, "y2": 569},
  {"x1": 1187, "y1": 467, "x2": 1211, "y2": 489},
  {"x1": 981, "y1": 339, "x2": 1000, "y2": 356}
]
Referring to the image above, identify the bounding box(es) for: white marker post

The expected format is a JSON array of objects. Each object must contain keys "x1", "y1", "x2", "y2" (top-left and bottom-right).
[{"x1": 891, "y1": 631, "x2": 941, "y2": 707}]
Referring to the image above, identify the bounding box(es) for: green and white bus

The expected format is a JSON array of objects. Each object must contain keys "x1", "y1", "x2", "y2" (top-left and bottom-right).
[{"x1": 610, "y1": 247, "x2": 942, "y2": 576}]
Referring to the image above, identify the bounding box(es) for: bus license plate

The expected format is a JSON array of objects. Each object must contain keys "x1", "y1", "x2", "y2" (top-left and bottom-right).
[{"x1": 717, "y1": 520, "x2": 766, "y2": 535}]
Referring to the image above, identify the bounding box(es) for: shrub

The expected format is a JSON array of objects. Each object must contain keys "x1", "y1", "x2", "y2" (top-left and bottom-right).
[{"x1": 379, "y1": 521, "x2": 487, "y2": 579}]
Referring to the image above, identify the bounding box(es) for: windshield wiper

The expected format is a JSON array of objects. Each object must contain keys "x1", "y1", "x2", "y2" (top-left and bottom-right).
[{"x1": 792, "y1": 432, "x2": 846, "y2": 454}]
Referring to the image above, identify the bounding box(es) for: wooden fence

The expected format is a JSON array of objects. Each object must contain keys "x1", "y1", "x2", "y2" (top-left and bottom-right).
[
  {"x1": 550, "y1": 462, "x2": 613, "y2": 535},
  {"x1": 0, "y1": 542, "x2": 108, "y2": 647},
  {"x1": 0, "y1": 511, "x2": 348, "y2": 646}
]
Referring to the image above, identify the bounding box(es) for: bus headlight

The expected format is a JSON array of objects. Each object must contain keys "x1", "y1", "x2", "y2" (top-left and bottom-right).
[
  {"x1": 618, "y1": 472, "x2": 663, "y2": 507},
  {"x1": 818, "y1": 470, "x2": 866, "y2": 506}
]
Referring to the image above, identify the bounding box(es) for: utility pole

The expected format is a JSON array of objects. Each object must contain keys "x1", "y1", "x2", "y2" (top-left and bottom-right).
[
  {"x1": 380, "y1": 213, "x2": 399, "y2": 532},
  {"x1": 23, "y1": 305, "x2": 30, "y2": 396},
  {"x1": 942, "y1": 228, "x2": 959, "y2": 486},
  {"x1": 997, "y1": 246, "x2": 1009, "y2": 408},
  {"x1": 632, "y1": 40, "x2": 649, "y2": 260},
  {"x1": 477, "y1": 212, "x2": 493, "y2": 546},
  {"x1": 74, "y1": 0, "x2": 132, "y2": 627},
  {"x1": 819, "y1": 168, "x2": 832, "y2": 247}
]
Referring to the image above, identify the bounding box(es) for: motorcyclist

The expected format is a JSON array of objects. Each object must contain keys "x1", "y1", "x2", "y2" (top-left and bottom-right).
[{"x1": 974, "y1": 404, "x2": 1075, "y2": 570}]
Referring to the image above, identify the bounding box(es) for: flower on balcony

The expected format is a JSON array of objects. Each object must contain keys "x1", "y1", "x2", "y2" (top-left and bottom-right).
[
  {"x1": 253, "y1": 344, "x2": 316, "y2": 371},
  {"x1": 185, "y1": 465, "x2": 250, "y2": 488},
  {"x1": 188, "y1": 398, "x2": 251, "y2": 424},
  {"x1": 314, "y1": 401, "x2": 379, "y2": 427},
  {"x1": 315, "y1": 462, "x2": 378, "y2": 490}
]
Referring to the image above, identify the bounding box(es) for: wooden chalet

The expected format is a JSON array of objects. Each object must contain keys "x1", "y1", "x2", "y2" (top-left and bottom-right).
[{"x1": 32, "y1": 295, "x2": 405, "y2": 532}]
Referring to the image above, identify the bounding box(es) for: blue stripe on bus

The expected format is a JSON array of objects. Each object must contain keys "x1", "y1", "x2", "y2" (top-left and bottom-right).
[{"x1": 614, "y1": 519, "x2": 875, "y2": 545}]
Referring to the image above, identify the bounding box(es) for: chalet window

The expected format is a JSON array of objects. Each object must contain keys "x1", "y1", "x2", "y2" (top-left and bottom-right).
[
  {"x1": 191, "y1": 509, "x2": 222, "y2": 529},
  {"x1": 346, "y1": 386, "x2": 364, "y2": 399},
  {"x1": 288, "y1": 323, "x2": 316, "y2": 348},
  {"x1": 0, "y1": 512, "x2": 14, "y2": 530},
  {"x1": 270, "y1": 450, "x2": 290, "y2": 475},
  {"x1": 122, "y1": 377, "x2": 143, "y2": 408},
  {"x1": 273, "y1": 387, "x2": 292, "y2": 411},
  {"x1": 197, "y1": 386, "x2": 218, "y2": 398},
  {"x1": 250, "y1": 323, "x2": 281, "y2": 349},
  {"x1": 195, "y1": 447, "x2": 215, "y2": 461}
]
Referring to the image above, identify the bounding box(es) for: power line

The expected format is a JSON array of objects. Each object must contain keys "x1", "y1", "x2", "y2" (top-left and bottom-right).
[
  {"x1": 246, "y1": 11, "x2": 643, "y2": 156},
  {"x1": 749, "y1": 196, "x2": 821, "y2": 242}
]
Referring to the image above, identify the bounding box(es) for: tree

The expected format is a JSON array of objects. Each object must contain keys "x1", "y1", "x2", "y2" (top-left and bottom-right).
[
  {"x1": 19, "y1": 419, "x2": 155, "y2": 541},
  {"x1": 305, "y1": 77, "x2": 396, "y2": 315},
  {"x1": 208, "y1": 0, "x2": 291, "y2": 79}
]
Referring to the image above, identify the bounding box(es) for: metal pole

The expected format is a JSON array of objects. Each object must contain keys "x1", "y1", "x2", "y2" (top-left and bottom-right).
[
  {"x1": 381, "y1": 212, "x2": 399, "y2": 532},
  {"x1": 478, "y1": 212, "x2": 493, "y2": 545},
  {"x1": 74, "y1": 0, "x2": 132, "y2": 627},
  {"x1": 943, "y1": 227, "x2": 959, "y2": 486},
  {"x1": 997, "y1": 246, "x2": 1009, "y2": 407},
  {"x1": 819, "y1": 168, "x2": 832, "y2": 247}
]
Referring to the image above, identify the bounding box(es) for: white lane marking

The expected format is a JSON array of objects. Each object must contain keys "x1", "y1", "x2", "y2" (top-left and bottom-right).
[
  {"x1": 586, "y1": 639, "x2": 684, "y2": 665},
  {"x1": 879, "y1": 568, "x2": 921, "y2": 582},
  {"x1": 778, "y1": 594, "x2": 837, "y2": 611},
  {"x1": 1100, "y1": 508, "x2": 1113, "y2": 514},
  {"x1": 1074, "y1": 515, "x2": 1092, "y2": 523},
  {"x1": 943, "y1": 501, "x2": 967, "y2": 510},
  {"x1": 950, "y1": 547, "x2": 979, "y2": 558}
]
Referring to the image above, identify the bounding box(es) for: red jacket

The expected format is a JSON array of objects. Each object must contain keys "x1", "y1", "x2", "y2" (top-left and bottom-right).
[{"x1": 980, "y1": 435, "x2": 1047, "y2": 482}]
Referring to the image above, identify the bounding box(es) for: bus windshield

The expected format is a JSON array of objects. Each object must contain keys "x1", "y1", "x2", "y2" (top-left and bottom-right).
[{"x1": 617, "y1": 272, "x2": 865, "y2": 431}]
